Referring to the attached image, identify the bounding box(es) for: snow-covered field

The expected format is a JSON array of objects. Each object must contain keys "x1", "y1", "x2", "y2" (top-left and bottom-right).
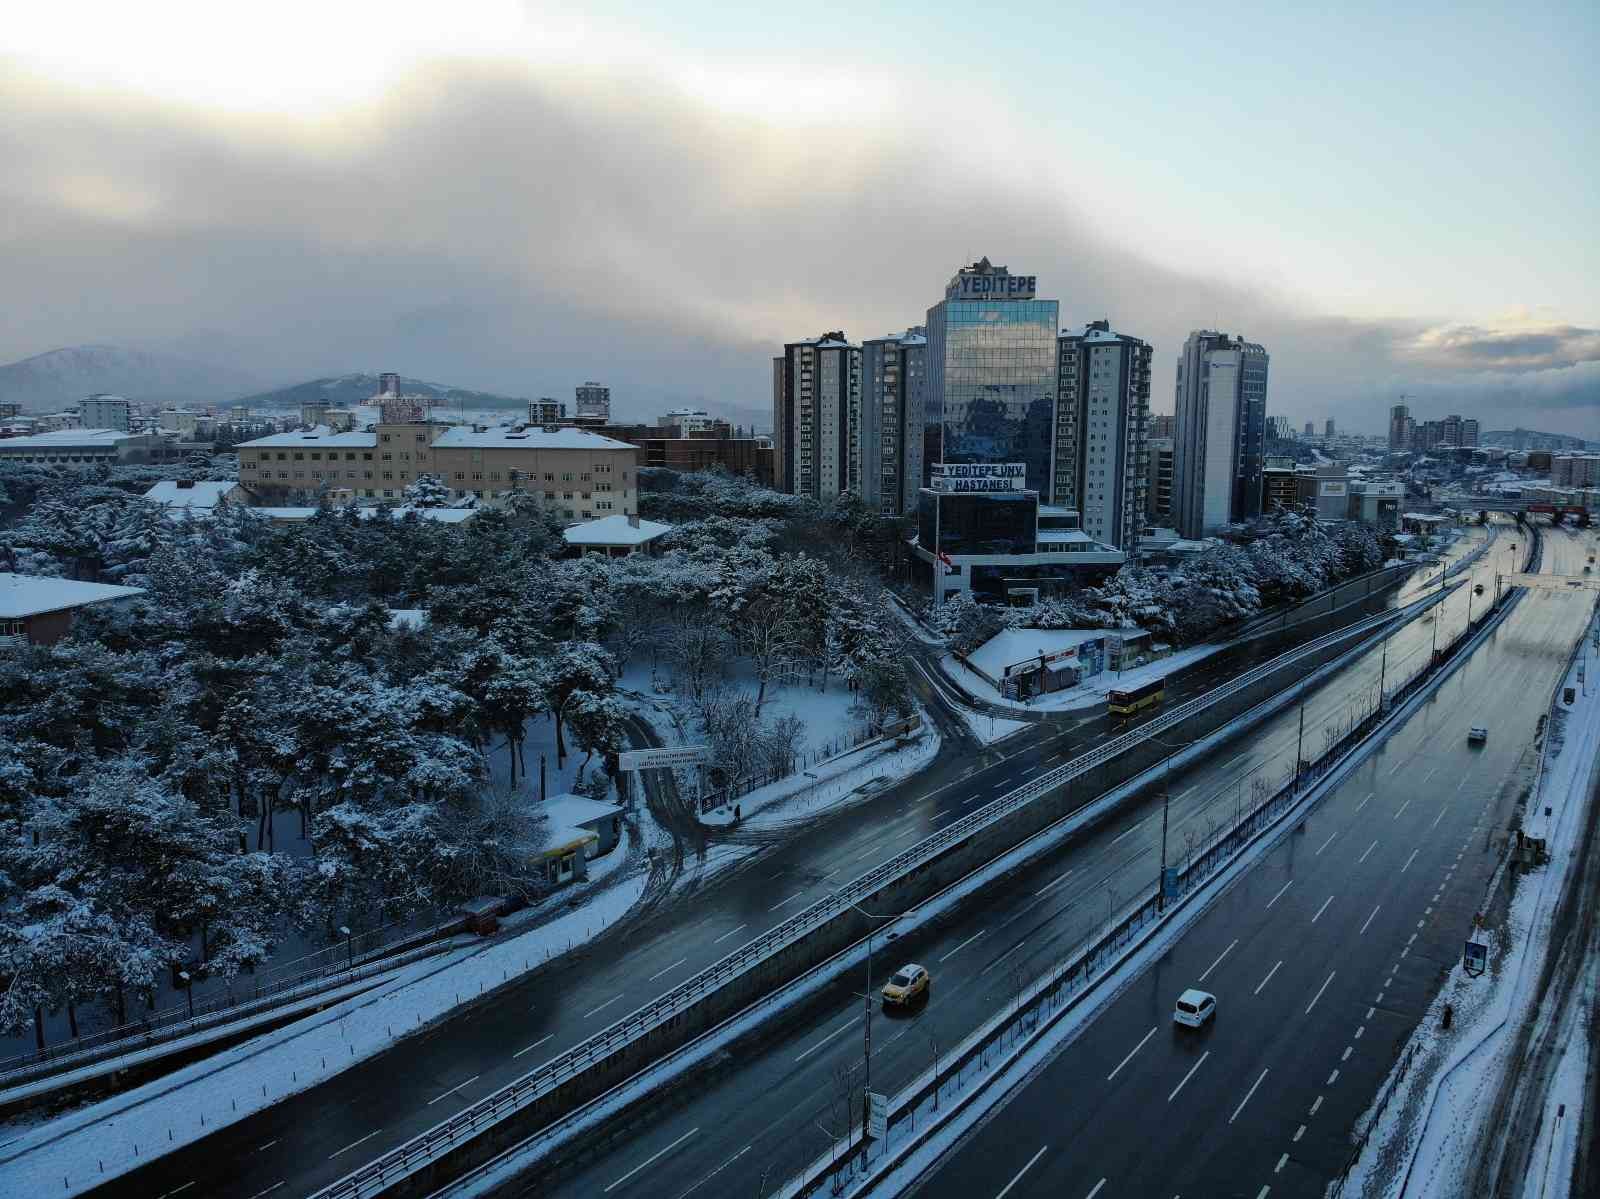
[
  {"x1": 1341, "y1": 628, "x2": 1600, "y2": 1199},
  {"x1": 0, "y1": 865, "x2": 651, "y2": 1196}
]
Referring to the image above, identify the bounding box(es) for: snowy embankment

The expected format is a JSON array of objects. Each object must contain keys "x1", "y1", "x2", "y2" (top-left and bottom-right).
[
  {"x1": 944, "y1": 642, "x2": 1223, "y2": 714},
  {"x1": 0, "y1": 867, "x2": 650, "y2": 1197},
  {"x1": 1340, "y1": 629, "x2": 1600, "y2": 1199}
]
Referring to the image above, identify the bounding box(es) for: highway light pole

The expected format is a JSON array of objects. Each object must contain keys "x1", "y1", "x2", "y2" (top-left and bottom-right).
[
  {"x1": 1148, "y1": 735, "x2": 1192, "y2": 912},
  {"x1": 847, "y1": 902, "x2": 914, "y2": 1158}
]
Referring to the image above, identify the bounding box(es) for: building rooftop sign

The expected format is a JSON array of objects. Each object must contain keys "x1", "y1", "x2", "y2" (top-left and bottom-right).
[
  {"x1": 929, "y1": 462, "x2": 1027, "y2": 493},
  {"x1": 945, "y1": 257, "x2": 1037, "y2": 302}
]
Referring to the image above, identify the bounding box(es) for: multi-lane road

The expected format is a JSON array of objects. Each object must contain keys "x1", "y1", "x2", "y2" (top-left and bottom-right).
[
  {"x1": 66, "y1": 528, "x2": 1499, "y2": 1199},
  {"x1": 500, "y1": 530, "x2": 1545, "y2": 1198},
  {"x1": 910, "y1": 525, "x2": 1598, "y2": 1199}
]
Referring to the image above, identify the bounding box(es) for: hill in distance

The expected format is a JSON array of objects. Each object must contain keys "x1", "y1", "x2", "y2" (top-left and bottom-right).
[
  {"x1": 237, "y1": 373, "x2": 526, "y2": 413},
  {"x1": 0, "y1": 345, "x2": 265, "y2": 411},
  {"x1": 1481, "y1": 429, "x2": 1596, "y2": 451}
]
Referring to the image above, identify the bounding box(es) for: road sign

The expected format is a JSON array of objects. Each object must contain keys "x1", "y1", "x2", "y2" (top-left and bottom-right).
[
  {"x1": 1463, "y1": 940, "x2": 1488, "y2": 977},
  {"x1": 867, "y1": 1090, "x2": 887, "y2": 1140},
  {"x1": 617, "y1": 745, "x2": 710, "y2": 771},
  {"x1": 1162, "y1": 867, "x2": 1180, "y2": 899}
]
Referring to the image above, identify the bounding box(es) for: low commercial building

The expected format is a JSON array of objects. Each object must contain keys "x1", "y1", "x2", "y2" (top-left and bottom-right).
[
  {"x1": 236, "y1": 421, "x2": 638, "y2": 521},
  {"x1": 1, "y1": 573, "x2": 146, "y2": 647},
  {"x1": 1346, "y1": 479, "x2": 1402, "y2": 527},
  {"x1": 1295, "y1": 466, "x2": 1350, "y2": 521},
  {"x1": 80, "y1": 395, "x2": 132, "y2": 432},
  {"x1": 0, "y1": 428, "x2": 166, "y2": 465},
  {"x1": 1262, "y1": 465, "x2": 1299, "y2": 514}
]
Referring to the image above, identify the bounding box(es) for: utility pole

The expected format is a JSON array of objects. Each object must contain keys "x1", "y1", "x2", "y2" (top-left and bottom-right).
[
  {"x1": 1295, "y1": 701, "x2": 1306, "y2": 788},
  {"x1": 1378, "y1": 630, "x2": 1389, "y2": 713},
  {"x1": 1158, "y1": 753, "x2": 1172, "y2": 912}
]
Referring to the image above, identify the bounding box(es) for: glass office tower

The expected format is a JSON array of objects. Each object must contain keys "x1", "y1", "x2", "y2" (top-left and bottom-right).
[{"x1": 924, "y1": 259, "x2": 1060, "y2": 497}]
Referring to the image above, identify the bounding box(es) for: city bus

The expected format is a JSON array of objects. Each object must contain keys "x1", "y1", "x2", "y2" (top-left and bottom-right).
[{"x1": 1108, "y1": 677, "x2": 1166, "y2": 716}]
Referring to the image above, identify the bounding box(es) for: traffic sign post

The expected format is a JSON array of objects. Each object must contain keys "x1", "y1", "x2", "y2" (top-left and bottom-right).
[
  {"x1": 867, "y1": 1090, "x2": 887, "y2": 1140},
  {"x1": 1463, "y1": 940, "x2": 1488, "y2": 977}
]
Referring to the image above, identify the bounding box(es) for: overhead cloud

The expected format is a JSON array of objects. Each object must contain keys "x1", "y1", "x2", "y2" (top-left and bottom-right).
[{"x1": 0, "y1": 56, "x2": 1594, "y2": 438}]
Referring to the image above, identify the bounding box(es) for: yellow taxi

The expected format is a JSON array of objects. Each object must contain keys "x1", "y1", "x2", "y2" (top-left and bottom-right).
[{"x1": 881, "y1": 963, "x2": 930, "y2": 1008}]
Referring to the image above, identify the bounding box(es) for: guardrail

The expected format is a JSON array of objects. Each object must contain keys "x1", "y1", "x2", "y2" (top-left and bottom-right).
[{"x1": 312, "y1": 593, "x2": 1450, "y2": 1199}]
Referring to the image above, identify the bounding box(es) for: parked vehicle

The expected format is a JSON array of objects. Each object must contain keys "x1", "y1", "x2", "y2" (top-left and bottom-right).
[{"x1": 1468, "y1": 726, "x2": 1488, "y2": 744}]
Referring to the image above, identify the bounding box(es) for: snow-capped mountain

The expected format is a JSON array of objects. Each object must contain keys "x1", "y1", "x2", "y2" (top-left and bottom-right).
[
  {"x1": 235, "y1": 373, "x2": 525, "y2": 412},
  {"x1": 0, "y1": 345, "x2": 264, "y2": 411}
]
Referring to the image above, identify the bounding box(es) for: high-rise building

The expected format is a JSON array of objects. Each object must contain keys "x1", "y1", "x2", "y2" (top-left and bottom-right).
[
  {"x1": 1146, "y1": 437, "x2": 1175, "y2": 525},
  {"x1": 1460, "y1": 418, "x2": 1480, "y2": 448},
  {"x1": 1149, "y1": 413, "x2": 1176, "y2": 440},
  {"x1": 924, "y1": 258, "x2": 1058, "y2": 496},
  {"x1": 80, "y1": 394, "x2": 131, "y2": 432},
  {"x1": 1388, "y1": 402, "x2": 1410, "y2": 451},
  {"x1": 859, "y1": 327, "x2": 927, "y2": 515},
  {"x1": 529, "y1": 398, "x2": 566, "y2": 425},
  {"x1": 1324, "y1": 418, "x2": 1336, "y2": 437},
  {"x1": 1173, "y1": 330, "x2": 1270, "y2": 538},
  {"x1": 1267, "y1": 415, "x2": 1293, "y2": 441},
  {"x1": 1304, "y1": 420, "x2": 1315, "y2": 437},
  {"x1": 377, "y1": 372, "x2": 400, "y2": 398},
  {"x1": 1054, "y1": 320, "x2": 1152, "y2": 550},
  {"x1": 575, "y1": 382, "x2": 611, "y2": 422},
  {"x1": 772, "y1": 332, "x2": 861, "y2": 499}
]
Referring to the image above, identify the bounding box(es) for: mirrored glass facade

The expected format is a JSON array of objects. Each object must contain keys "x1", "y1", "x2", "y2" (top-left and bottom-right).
[{"x1": 925, "y1": 297, "x2": 1060, "y2": 496}]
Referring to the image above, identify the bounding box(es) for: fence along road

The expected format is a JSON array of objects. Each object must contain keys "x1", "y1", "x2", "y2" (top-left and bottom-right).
[{"x1": 312, "y1": 591, "x2": 1449, "y2": 1199}]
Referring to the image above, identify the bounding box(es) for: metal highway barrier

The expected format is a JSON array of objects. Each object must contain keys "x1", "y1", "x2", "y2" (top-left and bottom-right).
[{"x1": 314, "y1": 587, "x2": 1447, "y2": 1199}]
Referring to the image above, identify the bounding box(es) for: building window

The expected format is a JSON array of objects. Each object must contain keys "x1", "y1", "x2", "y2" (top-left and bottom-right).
[
  {"x1": 561, "y1": 472, "x2": 574, "y2": 481},
  {"x1": 293, "y1": 471, "x2": 304, "y2": 479},
  {"x1": 382, "y1": 471, "x2": 393, "y2": 480},
  {"x1": 381, "y1": 452, "x2": 392, "y2": 461},
  {"x1": 472, "y1": 472, "x2": 483, "y2": 481},
  {"x1": 310, "y1": 452, "x2": 321, "y2": 461},
  {"x1": 346, "y1": 452, "x2": 357, "y2": 461},
  {"x1": 544, "y1": 491, "x2": 556, "y2": 499},
  {"x1": 383, "y1": 489, "x2": 394, "y2": 497},
  {"x1": 544, "y1": 473, "x2": 554, "y2": 482},
  {"x1": 415, "y1": 433, "x2": 426, "y2": 442},
  {"x1": 293, "y1": 452, "x2": 304, "y2": 461},
  {"x1": 277, "y1": 452, "x2": 287, "y2": 460},
  {"x1": 381, "y1": 433, "x2": 391, "y2": 443},
  {"x1": 455, "y1": 472, "x2": 466, "y2": 480},
  {"x1": 363, "y1": 452, "x2": 373, "y2": 461},
  {"x1": 363, "y1": 470, "x2": 373, "y2": 480}
]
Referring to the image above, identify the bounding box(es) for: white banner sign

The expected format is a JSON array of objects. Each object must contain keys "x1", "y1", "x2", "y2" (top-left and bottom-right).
[
  {"x1": 617, "y1": 745, "x2": 710, "y2": 771},
  {"x1": 867, "y1": 1091, "x2": 888, "y2": 1140},
  {"x1": 929, "y1": 462, "x2": 1027, "y2": 493}
]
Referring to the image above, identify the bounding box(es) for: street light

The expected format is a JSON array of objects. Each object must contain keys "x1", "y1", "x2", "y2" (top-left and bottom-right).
[
  {"x1": 846, "y1": 901, "x2": 916, "y2": 1158},
  {"x1": 339, "y1": 925, "x2": 353, "y2": 971},
  {"x1": 1146, "y1": 734, "x2": 1194, "y2": 912},
  {"x1": 178, "y1": 970, "x2": 194, "y2": 1020}
]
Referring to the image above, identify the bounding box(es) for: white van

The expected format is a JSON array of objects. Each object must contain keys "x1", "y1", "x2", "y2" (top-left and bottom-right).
[{"x1": 1174, "y1": 988, "x2": 1216, "y2": 1028}]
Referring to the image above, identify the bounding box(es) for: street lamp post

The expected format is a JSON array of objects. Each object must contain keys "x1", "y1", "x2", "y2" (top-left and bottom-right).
[
  {"x1": 847, "y1": 902, "x2": 915, "y2": 1160},
  {"x1": 339, "y1": 925, "x2": 353, "y2": 971},
  {"x1": 179, "y1": 970, "x2": 194, "y2": 1020}
]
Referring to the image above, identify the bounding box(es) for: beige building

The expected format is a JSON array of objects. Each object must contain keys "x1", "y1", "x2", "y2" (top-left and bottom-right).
[{"x1": 236, "y1": 422, "x2": 638, "y2": 521}]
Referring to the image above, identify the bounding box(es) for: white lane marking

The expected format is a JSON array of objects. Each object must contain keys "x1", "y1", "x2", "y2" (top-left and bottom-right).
[
  {"x1": 995, "y1": 1146, "x2": 1051, "y2": 1199},
  {"x1": 1394, "y1": 799, "x2": 1413, "y2": 820},
  {"x1": 1082, "y1": 1179, "x2": 1106, "y2": 1199},
  {"x1": 1422, "y1": 766, "x2": 1440, "y2": 782},
  {"x1": 795, "y1": 1017, "x2": 858, "y2": 1063},
  {"x1": 1225, "y1": 751, "x2": 1251, "y2": 769},
  {"x1": 1367, "y1": 1007, "x2": 1375, "y2": 1018},
  {"x1": 1198, "y1": 939, "x2": 1238, "y2": 983},
  {"x1": 1266, "y1": 880, "x2": 1295, "y2": 909},
  {"x1": 980, "y1": 941, "x2": 1029, "y2": 977},
  {"x1": 1311, "y1": 895, "x2": 1335, "y2": 924},
  {"x1": 1355, "y1": 791, "x2": 1375, "y2": 812},
  {"x1": 1293, "y1": 1124, "x2": 1306, "y2": 1142},
  {"x1": 1036, "y1": 869, "x2": 1073, "y2": 896},
  {"x1": 584, "y1": 994, "x2": 624, "y2": 1019},
  {"x1": 1360, "y1": 904, "x2": 1382, "y2": 935},
  {"x1": 1401, "y1": 849, "x2": 1420, "y2": 873},
  {"x1": 1388, "y1": 758, "x2": 1406, "y2": 777},
  {"x1": 1430, "y1": 806, "x2": 1448, "y2": 830},
  {"x1": 1167, "y1": 1050, "x2": 1210, "y2": 1102},
  {"x1": 769, "y1": 891, "x2": 808, "y2": 911},
  {"x1": 328, "y1": 1130, "x2": 382, "y2": 1159},
  {"x1": 939, "y1": 929, "x2": 987, "y2": 963},
  {"x1": 1306, "y1": 970, "x2": 1337, "y2": 1015},
  {"x1": 648, "y1": 957, "x2": 687, "y2": 982},
  {"x1": 1255, "y1": 961, "x2": 1283, "y2": 995},
  {"x1": 1310, "y1": 1095, "x2": 1324, "y2": 1115},
  {"x1": 256, "y1": 1140, "x2": 278, "y2": 1152},
  {"x1": 1112, "y1": 822, "x2": 1143, "y2": 844},
  {"x1": 159, "y1": 1185, "x2": 196, "y2": 1198},
  {"x1": 248, "y1": 1186, "x2": 286, "y2": 1199},
  {"x1": 1342, "y1": 1046, "x2": 1353, "y2": 1062},
  {"x1": 1315, "y1": 831, "x2": 1338, "y2": 855},
  {"x1": 1229, "y1": 1067, "x2": 1270, "y2": 1124},
  {"x1": 427, "y1": 1074, "x2": 480, "y2": 1105},
  {"x1": 1276, "y1": 1152, "x2": 1290, "y2": 1173},
  {"x1": 1257, "y1": 1187, "x2": 1272, "y2": 1199},
  {"x1": 1328, "y1": 1068, "x2": 1341, "y2": 1085},
  {"x1": 605, "y1": 1127, "x2": 700, "y2": 1193},
  {"x1": 513, "y1": 1035, "x2": 553, "y2": 1059},
  {"x1": 1106, "y1": 1026, "x2": 1158, "y2": 1081},
  {"x1": 992, "y1": 779, "x2": 1012, "y2": 791},
  {"x1": 713, "y1": 923, "x2": 748, "y2": 945},
  {"x1": 1021, "y1": 763, "x2": 1045, "y2": 776},
  {"x1": 673, "y1": 1143, "x2": 752, "y2": 1199},
  {"x1": 1358, "y1": 839, "x2": 1379, "y2": 863}
]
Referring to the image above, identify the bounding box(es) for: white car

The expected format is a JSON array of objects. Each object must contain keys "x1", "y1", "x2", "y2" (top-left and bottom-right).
[
  {"x1": 1468, "y1": 727, "x2": 1488, "y2": 744},
  {"x1": 1173, "y1": 988, "x2": 1216, "y2": 1029}
]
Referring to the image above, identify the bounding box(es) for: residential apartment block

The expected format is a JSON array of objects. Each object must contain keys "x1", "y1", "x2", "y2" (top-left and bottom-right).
[
  {"x1": 859, "y1": 327, "x2": 927, "y2": 515},
  {"x1": 1172, "y1": 330, "x2": 1270, "y2": 537},
  {"x1": 772, "y1": 333, "x2": 862, "y2": 500},
  {"x1": 236, "y1": 422, "x2": 638, "y2": 521},
  {"x1": 1054, "y1": 320, "x2": 1152, "y2": 551}
]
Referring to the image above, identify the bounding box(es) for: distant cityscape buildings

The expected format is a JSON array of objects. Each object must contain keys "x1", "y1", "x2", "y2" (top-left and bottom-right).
[
  {"x1": 1388, "y1": 401, "x2": 1478, "y2": 452},
  {"x1": 1172, "y1": 330, "x2": 1270, "y2": 538},
  {"x1": 575, "y1": 382, "x2": 610, "y2": 422},
  {"x1": 79, "y1": 394, "x2": 132, "y2": 433}
]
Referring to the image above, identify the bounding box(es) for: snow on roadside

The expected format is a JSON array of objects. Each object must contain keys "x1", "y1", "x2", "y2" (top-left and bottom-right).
[
  {"x1": 0, "y1": 870, "x2": 651, "y2": 1196},
  {"x1": 1341, "y1": 628, "x2": 1600, "y2": 1199},
  {"x1": 943, "y1": 643, "x2": 1223, "y2": 714}
]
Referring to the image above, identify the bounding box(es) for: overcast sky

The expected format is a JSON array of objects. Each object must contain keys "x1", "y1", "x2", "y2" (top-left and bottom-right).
[{"x1": 2, "y1": 1, "x2": 1595, "y2": 435}]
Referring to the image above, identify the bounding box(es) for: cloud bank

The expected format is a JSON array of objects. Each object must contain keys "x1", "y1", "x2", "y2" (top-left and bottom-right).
[{"x1": 0, "y1": 57, "x2": 1593, "y2": 436}]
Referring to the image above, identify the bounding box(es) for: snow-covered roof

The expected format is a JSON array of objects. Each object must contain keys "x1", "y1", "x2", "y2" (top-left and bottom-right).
[
  {"x1": 431, "y1": 426, "x2": 636, "y2": 451},
  {"x1": 237, "y1": 426, "x2": 377, "y2": 448},
  {"x1": 563, "y1": 514, "x2": 673, "y2": 546},
  {"x1": 542, "y1": 793, "x2": 623, "y2": 825},
  {"x1": 361, "y1": 506, "x2": 477, "y2": 524},
  {"x1": 970, "y1": 627, "x2": 1115, "y2": 679},
  {"x1": 0, "y1": 428, "x2": 141, "y2": 447},
  {"x1": 1037, "y1": 528, "x2": 1096, "y2": 546},
  {"x1": 1401, "y1": 512, "x2": 1447, "y2": 523},
  {"x1": 388, "y1": 609, "x2": 427, "y2": 630},
  {"x1": 142, "y1": 480, "x2": 240, "y2": 509},
  {"x1": 0, "y1": 573, "x2": 146, "y2": 619}
]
